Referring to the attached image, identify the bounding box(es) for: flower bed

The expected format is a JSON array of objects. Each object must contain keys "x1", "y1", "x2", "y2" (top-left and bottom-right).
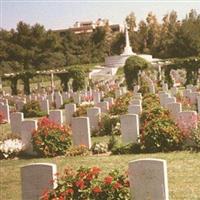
[{"x1": 41, "y1": 166, "x2": 130, "y2": 200}]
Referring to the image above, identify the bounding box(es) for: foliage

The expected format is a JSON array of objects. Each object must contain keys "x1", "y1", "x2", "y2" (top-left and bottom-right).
[
  {"x1": 91, "y1": 142, "x2": 108, "y2": 154},
  {"x1": 1, "y1": 9, "x2": 200, "y2": 79},
  {"x1": 98, "y1": 114, "x2": 120, "y2": 136},
  {"x1": 68, "y1": 66, "x2": 86, "y2": 92},
  {"x1": 142, "y1": 93, "x2": 160, "y2": 111},
  {"x1": 141, "y1": 118, "x2": 183, "y2": 152},
  {"x1": 32, "y1": 117, "x2": 71, "y2": 157},
  {"x1": 124, "y1": 56, "x2": 151, "y2": 90},
  {"x1": 21, "y1": 100, "x2": 47, "y2": 118},
  {"x1": 182, "y1": 124, "x2": 200, "y2": 152},
  {"x1": 104, "y1": 89, "x2": 115, "y2": 98},
  {"x1": 140, "y1": 107, "x2": 170, "y2": 127},
  {"x1": 138, "y1": 78, "x2": 150, "y2": 96},
  {"x1": 60, "y1": 98, "x2": 74, "y2": 109},
  {"x1": 108, "y1": 134, "x2": 119, "y2": 151},
  {"x1": 41, "y1": 166, "x2": 130, "y2": 200},
  {"x1": 73, "y1": 104, "x2": 93, "y2": 117},
  {"x1": 164, "y1": 57, "x2": 200, "y2": 86},
  {"x1": 66, "y1": 145, "x2": 90, "y2": 157},
  {"x1": 109, "y1": 92, "x2": 132, "y2": 115},
  {"x1": 111, "y1": 143, "x2": 142, "y2": 155}
]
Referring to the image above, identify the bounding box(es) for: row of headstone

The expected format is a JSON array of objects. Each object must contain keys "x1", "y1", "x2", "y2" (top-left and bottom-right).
[
  {"x1": 159, "y1": 90, "x2": 198, "y2": 133},
  {"x1": 21, "y1": 158, "x2": 169, "y2": 200}
]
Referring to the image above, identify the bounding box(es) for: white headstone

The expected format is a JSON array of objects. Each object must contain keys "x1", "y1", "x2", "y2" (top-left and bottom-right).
[
  {"x1": 40, "y1": 99, "x2": 49, "y2": 114},
  {"x1": 10, "y1": 112, "x2": 24, "y2": 136},
  {"x1": 87, "y1": 107, "x2": 101, "y2": 131},
  {"x1": 93, "y1": 91, "x2": 101, "y2": 105},
  {"x1": 97, "y1": 101, "x2": 109, "y2": 113},
  {"x1": 49, "y1": 110, "x2": 63, "y2": 125},
  {"x1": 21, "y1": 163, "x2": 57, "y2": 200},
  {"x1": 128, "y1": 105, "x2": 142, "y2": 115},
  {"x1": 120, "y1": 114, "x2": 139, "y2": 143},
  {"x1": 71, "y1": 117, "x2": 91, "y2": 148},
  {"x1": 65, "y1": 103, "x2": 76, "y2": 125},
  {"x1": 128, "y1": 159, "x2": 169, "y2": 200},
  {"x1": 166, "y1": 102, "x2": 182, "y2": 121},
  {"x1": 21, "y1": 120, "x2": 37, "y2": 154},
  {"x1": 55, "y1": 93, "x2": 63, "y2": 109},
  {"x1": 177, "y1": 111, "x2": 198, "y2": 135}
]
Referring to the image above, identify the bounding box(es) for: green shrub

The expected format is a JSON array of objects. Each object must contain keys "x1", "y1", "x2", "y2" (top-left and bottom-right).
[
  {"x1": 98, "y1": 114, "x2": 120, "y2": 136},
  {"x1": 108, "y1": 134, "x2": 119, "y2": 151},
  {"x1": 21, "y1": 100, "x2": 46, "y2": 118},
  {"x1": 60, "y1": 98, "x2": 74, "y2": 109},
  {"x1": 138, "y1": 79, "x2": 150, "y2": 96},
  {"x1": 32, "y1": 117, "x2": 72, "y2": 157},
  {"x1": 111, "y1": 143, "x2": 142, "y2": 155},
  {"x1": 104, "y1": 90, "x2": 115, "y2": 98},
  {"x1": 182, "y1": 124, "x2": 200, "y2": 152},
  {"x1": 124, "y1": 56, "x2": 151, "y2": 90},
  {"x1": 140, "y1": 107, "x2": 169, "y2": 127},
  {"x1": 109, "y1": 92, "x2": 132, "y2": 115},
  {"x1": 142, "y1": 94, "x2": 160, "y2": 111},
  {"x1": 66, "y1": 145, "x2": 90, "y2": 156},
  {"x1": 141, "y1": 118, "x2": 183, "y2": 152},
  {"x1": 73, "y1": 104, "x2": 93, "y2": 117}
]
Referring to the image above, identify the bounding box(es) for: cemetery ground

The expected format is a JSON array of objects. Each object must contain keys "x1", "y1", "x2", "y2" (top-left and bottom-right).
[{"x1": 1, "y1": 125, "x2": 200, "y2": 200}]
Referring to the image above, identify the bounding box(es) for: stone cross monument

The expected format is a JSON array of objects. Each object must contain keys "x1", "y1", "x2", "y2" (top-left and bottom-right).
[{"x1": 121, "y1": 22, "x2": 135, "y2": 56}]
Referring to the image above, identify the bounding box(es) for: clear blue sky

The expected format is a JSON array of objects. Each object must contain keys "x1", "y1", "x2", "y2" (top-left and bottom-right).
[{"x1": 1, "y1": 0, "x2": 200, "y2": 30}]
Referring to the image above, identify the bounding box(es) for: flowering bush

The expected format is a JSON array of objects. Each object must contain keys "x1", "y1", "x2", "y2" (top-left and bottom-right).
[
  {"x1": 104, "y1": 89, "x2": 115, "y2": 98},
  {"x1": 0, "y1": 138, "x2": 24, "y2": 159},
  {"x1": 142, "y1": 94, "x2": 160, "y2": 111},
  {"x1": 109, "y1": 92, "x2": 132, "y2": 115},
  {"x1": 66, "y1": 145, "x2": 90, "y2": 156},
  {"x1": 176, "y1": 95, "x2": 197, "y2": 111},
  {"x1": 182, "y1": 123, "x2": 200, "y2": 152},
  {"x1": 91, "y1": 142, "x2": 108, "y2": 154},
  {"x1": 177, "y1": 112, "x2": 198, "y2": 136},
  {"x1": 73, "y1": 104, "x2": 93, "y2": 117},
  {"x1": 32, "y1": 117, "x2": 72, "y2": 157},
  {"x1": 141, "y1": 118, "x2": 183, "y2": 152},
  {"x1": 41, "y1": 166, "x2": 130, "y2": 200},
  {"x1": 21, "y1": 100, "x2": 47, "y2": 118},
  {"x1": 140, "y1": 107, "x2": 170, "y2": 127}
]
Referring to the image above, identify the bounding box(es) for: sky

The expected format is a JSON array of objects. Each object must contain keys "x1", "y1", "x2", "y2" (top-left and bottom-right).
[{"x1": 1, "y1": 0, "x2": 200, "y2": 30}]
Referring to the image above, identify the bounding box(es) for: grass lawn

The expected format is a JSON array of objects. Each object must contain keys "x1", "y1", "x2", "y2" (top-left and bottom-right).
[
  {"x1": 1, "y1": 150, "x2": 200, "y2": 199},
  {"x1": 1, "y1": 123, "x2": 200, "y2": 199}
]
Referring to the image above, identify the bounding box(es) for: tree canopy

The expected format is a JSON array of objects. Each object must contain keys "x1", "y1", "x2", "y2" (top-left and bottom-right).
[{"x1": 0, "y1": 9, "x2": 200, "y2": 76}]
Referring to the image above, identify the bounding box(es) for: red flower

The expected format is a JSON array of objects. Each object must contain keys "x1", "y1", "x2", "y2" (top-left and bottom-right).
[
  {"x1": 124, "y1": 180, "x2": 130, "y2": 187},
  {"x1": 65, "y1": 188, "x2": 74, "y2": 195},
  {"x1": 113, "y1": 182, "x2": 122, "y2": 189},
  {"x1": 104, "y1": 176, "x2": 113, "y2": 184},
  {"x1": 79, "y1": 172, "x2": 86, "y2": 178},
  {"x1": 91, "y1": 167, "x2": 101, "y2": 175},
  {"x1": 75, "y1": 179, "x2": 85, "y2": 189},
  {"x1": 92, "y1": 186, "x2": 102, "y2": 193},
  {"x1": 86, "y1": 173, "x2": 93, "y2": 181}
]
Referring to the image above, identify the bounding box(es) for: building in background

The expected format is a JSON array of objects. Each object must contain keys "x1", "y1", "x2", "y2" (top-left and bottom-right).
[{"x1": 53, "y1": 18, "x2": 122, "y2": 35}]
